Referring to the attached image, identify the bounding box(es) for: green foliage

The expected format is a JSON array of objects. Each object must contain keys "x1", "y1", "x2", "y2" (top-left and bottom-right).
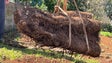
[
  {"x1": 30, "y1": 0, "x2": 47, "y2": 11},
  {"x1": 101, "y1": 23, "x2": 112, "y2": 32},
  {"x1": 31, "y1": 0, "x2": 43, "y2": 6},
  {"x1": 16, "y1": 0, "x2": 47, "y2": 11},
  {"x1": 86, "y1": 0, "x2": 106, "y2": 20},
  {"x1": 100, "y1": 31, "x2": 112, "y2": 37},
  {"x1": 44, "y1": 0, "x2": 57, "y2": 12},
  {"x1": 105, "y1": 0, "x2": 112, "y2": 20},
  {"x1": 44, "y1": 0, "x2": 88, "y2": 12},
  {"x1": 68, "y1": 0, "x2": 87, "y2": 11}
]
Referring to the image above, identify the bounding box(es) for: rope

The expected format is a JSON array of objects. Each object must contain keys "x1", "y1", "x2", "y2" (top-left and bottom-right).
[
  {"x1": 73, "y1": 0, "x2": 90, "y2": 53},
  {"x1": 54, "y1": 0, "x2": 72, "y2": 48},
  {"x1": 53, "y1": 0, "x2": 61, "y2": 14},
  {"x1": 55, "y1": 6, "x2": 72, "y2": 48}
]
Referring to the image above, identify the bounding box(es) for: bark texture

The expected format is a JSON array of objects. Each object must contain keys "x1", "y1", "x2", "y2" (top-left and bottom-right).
[{"x1": 14, "y1": 8, "x2": 101, "y2": 57}]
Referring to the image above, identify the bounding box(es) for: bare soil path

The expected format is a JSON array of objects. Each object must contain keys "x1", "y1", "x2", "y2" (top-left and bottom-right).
[{"x1": 99, "y1": 36, "x2": 112, "y2": 63}]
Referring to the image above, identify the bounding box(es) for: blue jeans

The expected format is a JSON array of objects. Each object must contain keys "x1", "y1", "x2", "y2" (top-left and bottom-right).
[{"x1": 0, "y1": 0, "x2": 5, "y2": 39}]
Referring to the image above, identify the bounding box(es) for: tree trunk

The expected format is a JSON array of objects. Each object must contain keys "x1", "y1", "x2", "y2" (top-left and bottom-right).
[{"x1": 14, "y1": 7, "x2": 101, "y2": 57}]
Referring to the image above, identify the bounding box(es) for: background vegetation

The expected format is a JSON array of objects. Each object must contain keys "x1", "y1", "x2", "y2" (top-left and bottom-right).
[{"x1": 15, "y1": 0, "x2": 112, "y2": 32}]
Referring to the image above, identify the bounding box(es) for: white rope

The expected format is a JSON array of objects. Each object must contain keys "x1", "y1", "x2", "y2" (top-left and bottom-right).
[{"x1": 73, "y1": 0, "x2": 90, "y2": 52}]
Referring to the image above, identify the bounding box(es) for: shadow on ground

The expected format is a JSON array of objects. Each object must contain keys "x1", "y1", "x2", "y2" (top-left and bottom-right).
[{"x1": 0, "y1": 30, "x2": 86, "y2": 63}]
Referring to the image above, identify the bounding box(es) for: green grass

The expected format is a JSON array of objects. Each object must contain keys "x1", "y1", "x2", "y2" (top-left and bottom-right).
[
  {"x1": 0, "y1": 47, "x2": 23, "y2": 60},
  {"x1": 100, "y1": 31, "x2": 112, "y2": 37},
  {"x1": 0, "y1": 42, "x2": 99, "y2": 63},
  {"x1": 84, "y1": 59, "x2": 99, "y2": 63},
  {"x1": 0, "y1": 43, "x2": 23, "y2": 60}
]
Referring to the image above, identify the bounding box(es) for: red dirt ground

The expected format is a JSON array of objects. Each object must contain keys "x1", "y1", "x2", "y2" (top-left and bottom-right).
[
  {"x1": 99, "y1": 36, "x2": 112, "y2": 63},
  {"x1": 2, "y1": 55, "x2": 71, "y2": 63},
  {"x1": 2, "y1": 36, "x2": 112, "y2": 63}
]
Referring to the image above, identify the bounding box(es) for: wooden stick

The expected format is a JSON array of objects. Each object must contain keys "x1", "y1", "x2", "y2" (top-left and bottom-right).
[{"x1": 63, "y1": 0, "x2": 67, "y2": 11}]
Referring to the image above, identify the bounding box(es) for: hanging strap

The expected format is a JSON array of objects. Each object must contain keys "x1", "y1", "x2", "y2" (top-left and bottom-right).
[
  {"x1": 53, "y1": 0, "x2": 68, "y2": 14},
  {"x1": 53, "y1": 0, "x2": 90, "y2": 51},
  {"x1": 73, "y1": 0, "x2": 90, "y2": 53},
  {"x1": 54, "y1": 0, "x2": 72, "y2": 48},
  {"x1": 53, "y1": 0, "x2": 61, "y2": 14},
  {"x1": 55, "y1": 6, "x2": 72, "y2": 48}
]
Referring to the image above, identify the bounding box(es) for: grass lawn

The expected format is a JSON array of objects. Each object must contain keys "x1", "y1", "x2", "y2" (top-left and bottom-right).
[
  {"x1": 0, "y1": 42, "x2": 99, "y2": 63},
  {"x1": 100, "y1": 31, "x2": 112, "y2": 37}
]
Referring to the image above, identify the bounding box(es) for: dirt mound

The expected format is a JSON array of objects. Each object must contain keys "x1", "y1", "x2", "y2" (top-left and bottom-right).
[
  {"x1": 14, "y1": 7, "x2": 101, "y2": 57},
  {"x1": 2, "y1": 56, "x2": 71, "y2": 63}
]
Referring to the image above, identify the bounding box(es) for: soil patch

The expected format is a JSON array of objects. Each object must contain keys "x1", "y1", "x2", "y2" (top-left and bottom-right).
[
  {"x1": 2, "y1": 55, "x2": 71, "y2": 63},
  {"x1": 99, "y1": 36, "x2": 112, "y2": 63}
]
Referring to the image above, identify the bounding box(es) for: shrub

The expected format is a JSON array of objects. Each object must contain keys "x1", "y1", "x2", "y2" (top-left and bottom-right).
[{"x1": 101, "y1": 23, "x2": 112, "y2": 32}]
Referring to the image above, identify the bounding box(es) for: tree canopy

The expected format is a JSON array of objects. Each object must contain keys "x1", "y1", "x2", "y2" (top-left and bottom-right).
[
  {"x1": 105, "y1": 0, "x2": 112, "y2": 20},
  {"x1": 15, "y1": 0, "x2": 112, "y2": 21}
]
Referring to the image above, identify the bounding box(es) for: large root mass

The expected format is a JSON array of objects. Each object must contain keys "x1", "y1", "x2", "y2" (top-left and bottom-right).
[{"x1": 14, "y1": 8, "x2": 101, "y2": 57}]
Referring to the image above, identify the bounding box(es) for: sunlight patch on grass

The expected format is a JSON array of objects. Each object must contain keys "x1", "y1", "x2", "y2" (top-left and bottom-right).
[
  {"x1": 100, "y1": 31, "x2": 112, "y2": 37},
  {"x1": 84, "y1": 59, "x2": 99, "y2": 63},
  {"x1": 0, "y1": 42, "x2": 99, "y2": 63},
  {"x1": 0, "y1": 47, "x2": 23, "y2": 60}
]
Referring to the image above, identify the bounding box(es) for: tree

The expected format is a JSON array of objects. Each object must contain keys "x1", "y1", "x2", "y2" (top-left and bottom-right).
[
  {"x1": 105, "y1": 0, "x2": 112, "y2": 20},
  {"x1": 86, "y1": 0, "x2": 110, "y2": 22},
  {"x1": 68, "y1": 0, "x2": 87, "y2": 11},
  {"x1": 44, "y1": 0, "x2": 88, "y2": 12},
  {"x1": 15, "y1": 0, "x2": 88, "y2": 12},
  {"x1": 15, "y1": 0, "x2": 47, "y2": 10}
]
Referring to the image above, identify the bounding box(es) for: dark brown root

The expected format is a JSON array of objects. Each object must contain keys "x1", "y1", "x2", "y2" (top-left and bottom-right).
[{"x1": 14, "y1": 7, "x2": 101, "y2": 57}]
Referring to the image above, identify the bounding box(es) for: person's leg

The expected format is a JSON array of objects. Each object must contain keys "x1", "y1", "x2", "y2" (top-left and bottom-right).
[{"x1": 0, "y1": 0, "x2": 5, "y2": 39}]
